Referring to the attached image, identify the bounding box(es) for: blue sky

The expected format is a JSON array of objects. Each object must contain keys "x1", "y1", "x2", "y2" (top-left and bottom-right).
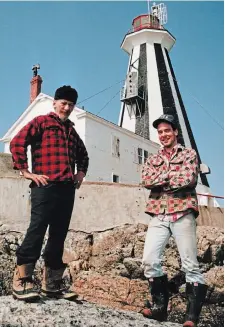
[{"x1": 0, "y1": 1, "x2": 224, "y2": 201}]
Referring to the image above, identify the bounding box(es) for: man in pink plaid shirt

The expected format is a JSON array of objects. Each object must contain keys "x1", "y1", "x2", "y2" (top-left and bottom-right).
[{"x1": 141, "y1": 114, "x2": 208, "y2": 327}]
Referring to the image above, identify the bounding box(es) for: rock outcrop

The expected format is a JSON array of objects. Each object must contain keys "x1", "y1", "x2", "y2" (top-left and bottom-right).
[
  {"x1": 0, "y1": 222, "x2": 223, "y2": 327},
  {"x1": 0, "y1": 296, "x2": 183, "y2": 327}
]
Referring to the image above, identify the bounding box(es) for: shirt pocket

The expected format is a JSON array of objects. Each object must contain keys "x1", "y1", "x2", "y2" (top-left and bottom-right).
[
  {"x1": 170, "y1": 156, "x2": 184, "y2": 171},
  {"x1": 42, "y1": 126, "x2": 63, "y2": 147},
  {"x1": 150, "y1": 156, "x2": 166, "y2": 173},
  {"x1": 150, "y1": 156, "x2": 164, "y2": 167},
  {"x1": 169, "y1": 156, "x2": 184, "y2": 172},
  {"x1": 46, "y1": 126, "x2": 61, "y2": 137}
]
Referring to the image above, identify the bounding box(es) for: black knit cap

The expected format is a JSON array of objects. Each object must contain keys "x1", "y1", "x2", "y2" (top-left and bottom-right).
[{"x1": 54, "y1": 85, "x2": 78, "y2": 104}]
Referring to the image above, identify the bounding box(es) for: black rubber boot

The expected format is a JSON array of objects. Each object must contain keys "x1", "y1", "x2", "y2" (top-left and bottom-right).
[
  {"x1": 183, "y1": 282, "x2": 208, "y2": 327},
  {"x1": 142, "y1": 275, "x2": 169, "y2": 321}
]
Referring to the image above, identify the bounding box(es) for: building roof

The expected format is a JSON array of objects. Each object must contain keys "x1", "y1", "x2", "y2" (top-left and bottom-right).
[
  {"x1": 0, "y1": 93, "x2": 85, "y2": 142},
  {"x1": 0, "y1": 92, "x2": 159, "y2": 149}
]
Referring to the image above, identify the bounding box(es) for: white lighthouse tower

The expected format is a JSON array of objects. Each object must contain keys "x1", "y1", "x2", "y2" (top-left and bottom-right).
[{"x1": 119, "y1": 3, "x2": 211, "y2": 197}]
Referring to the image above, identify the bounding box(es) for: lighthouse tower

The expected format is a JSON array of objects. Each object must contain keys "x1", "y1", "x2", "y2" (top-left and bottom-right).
[{"x1": 119, "y1": 3, "x2": 210, "y2": 194}]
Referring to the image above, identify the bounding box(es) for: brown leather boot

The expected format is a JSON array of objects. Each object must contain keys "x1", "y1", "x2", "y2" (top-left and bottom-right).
[
  {"x1": 12, "y1": 263, "x2": 40, "y2": 301},
  {"x1": 41, "y1": 266, "x2": 77, "y2": 300}
]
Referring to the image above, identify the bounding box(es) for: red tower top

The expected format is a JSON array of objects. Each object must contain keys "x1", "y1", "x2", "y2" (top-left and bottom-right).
[{"x1": 132, "y1": 14, "x2": 163, "y2": 33}]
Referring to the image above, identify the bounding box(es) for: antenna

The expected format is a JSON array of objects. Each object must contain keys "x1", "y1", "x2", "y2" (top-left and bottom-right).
[
  {"x1": 147, "y1": 0, "x2": 151, "y2": 15},
  {"x1": 147, "y1": 0, "x2": 151, "y2": 24},
  {"x1": 32, "y1": 64, "x2": 40, "y2": 77},
  {"x1": 151, "y1": 2, "x2": 168, "y2": 25}
]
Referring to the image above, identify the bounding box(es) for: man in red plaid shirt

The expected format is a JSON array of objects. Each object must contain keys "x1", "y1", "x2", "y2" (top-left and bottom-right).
[
  {"x1": 10, "y1": 85, "x2": 89, "y2": 302},
  {"x1": 141, "y1": 114, "x2": 208, "y2": 327}
]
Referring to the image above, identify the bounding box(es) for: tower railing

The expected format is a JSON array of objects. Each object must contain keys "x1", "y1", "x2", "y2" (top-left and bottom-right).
[{"x1": 126, "y1": 24, "x2": 164, "y2": 35}]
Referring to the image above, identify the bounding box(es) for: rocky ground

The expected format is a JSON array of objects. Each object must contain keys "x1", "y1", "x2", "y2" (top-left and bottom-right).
[
  {"x1": 0, "y1": 295, "x2": 223, "y2": 327},
  {"x1": 0, "y1": 222, "x2": 223, "y2": 327},
  {"x1": 0, "y1": 296, "x2": 184, "y2": 327}
]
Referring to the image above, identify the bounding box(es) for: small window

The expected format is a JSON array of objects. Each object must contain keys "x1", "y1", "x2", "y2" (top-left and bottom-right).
[
  {"x1": 112, "y1": 136, "x2": 120, "y2": 157},
  {"x1": 138, "y1": 148, "x2": 143, "y2": 164},
  {"x1": 113, "y1": 174, "x2": 119, "y2": 183},
  {"x1": 135, "y1": 148, "x2": 149, "y2": 164},
  {"x1": 144, "y1": 150, "x2": 148, "y2": 163},
  {"x1": 116, "y1": 138, "x2": 120, "y2": 156}
]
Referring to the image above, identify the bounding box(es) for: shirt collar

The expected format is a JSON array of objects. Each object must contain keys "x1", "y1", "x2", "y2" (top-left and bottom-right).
[
  {"x1": 48, "y1": 112, "x2": 74, "y2": 127},
  {"x1": 159, "y1": 143, "x2": 184, "y2": 157}
]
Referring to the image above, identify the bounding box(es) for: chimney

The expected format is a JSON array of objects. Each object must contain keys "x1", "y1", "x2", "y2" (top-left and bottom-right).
[{"x1": 30, "y1": 64, "x2": 42, "y2": 103}]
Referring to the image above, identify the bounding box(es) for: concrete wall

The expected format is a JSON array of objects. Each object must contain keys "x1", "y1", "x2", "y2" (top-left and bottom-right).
[{"x1": 0, "y1": 177, "x2": 223, "y2": 233}]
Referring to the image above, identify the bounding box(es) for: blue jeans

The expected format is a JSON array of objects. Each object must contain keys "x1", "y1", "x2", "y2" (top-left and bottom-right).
[{"x1": 142, "y1": 213, "x2": 205, "y2": 284}]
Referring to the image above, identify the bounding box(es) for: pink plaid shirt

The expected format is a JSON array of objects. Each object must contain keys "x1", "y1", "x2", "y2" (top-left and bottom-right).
[
  {"x1": 156, "y1": 209, "x2": 193, "y2": 223},
  {"x1": 142, "y1": 144, "x2": 199, "y2": 219}
]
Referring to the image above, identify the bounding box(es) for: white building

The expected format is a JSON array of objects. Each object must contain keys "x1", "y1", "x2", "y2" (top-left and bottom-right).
[
  {"x1": 0, "y1": 92, "x2": 159, "y2": 185},
  {"x1": 0, "y1": 91, "x2": 218, "y2": 207}
]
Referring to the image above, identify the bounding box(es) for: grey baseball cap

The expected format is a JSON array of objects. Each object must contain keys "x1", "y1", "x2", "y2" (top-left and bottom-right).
[{"x1": 153, "y1": 114, "x2": 177, "y2": 129}]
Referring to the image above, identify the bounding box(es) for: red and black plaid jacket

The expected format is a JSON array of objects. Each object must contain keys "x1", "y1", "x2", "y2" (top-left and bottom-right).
[{"x1": 10, "y1": 112, "x2": 89, "y2": 182}]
